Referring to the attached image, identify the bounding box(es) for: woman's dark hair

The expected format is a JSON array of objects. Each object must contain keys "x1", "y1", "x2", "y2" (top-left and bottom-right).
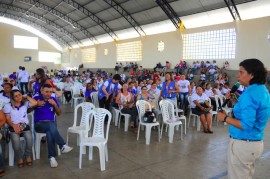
[
  {"x1": 41, "y1": 84, "x2": 52, "y2": 89},
  {"x1": 239, "y1": 58, "x2": 267, "y2": 85},
  {"x1": 141, "y1": 85, "x2": 147, "y2": 90},
  {"x1": 36, "y1": 68, "x2": 45, "y2": 78}
]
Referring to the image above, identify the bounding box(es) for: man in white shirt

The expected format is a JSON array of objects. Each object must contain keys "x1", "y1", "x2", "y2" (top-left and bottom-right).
[
  {"x1": 63, "y1": 78, "x2": 73, "y2": 103},
  {"x1": 16, "y1": 66, "x2": 23, "y2": 90},
  {"x1": 18, "y1": 67, "x2": 29, "y2": 94},
  {"x1": 206, "y1": 67, "x2": 216, "y2": 81}
]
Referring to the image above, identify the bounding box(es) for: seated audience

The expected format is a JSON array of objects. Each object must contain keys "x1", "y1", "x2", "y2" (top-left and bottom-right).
[{"x1": 190, "y1": 86, "x2": 213, "y2": 133}]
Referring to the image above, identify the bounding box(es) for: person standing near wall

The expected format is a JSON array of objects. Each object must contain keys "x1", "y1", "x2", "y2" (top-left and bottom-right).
[
  {"x1": 18, "y1": 67, "x2": 29, "y2": 95},
  {"x1": 217, "y1": 58, "x2": 270, "y2": 179}
]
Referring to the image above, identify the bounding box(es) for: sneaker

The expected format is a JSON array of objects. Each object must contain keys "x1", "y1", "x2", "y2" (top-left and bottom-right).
[
  {"x1": 61, "y1": 144, "x2": 73, "y2": 153},
  {"x1": 49, "y1": 157, "x2": 58, "y2": 168}
]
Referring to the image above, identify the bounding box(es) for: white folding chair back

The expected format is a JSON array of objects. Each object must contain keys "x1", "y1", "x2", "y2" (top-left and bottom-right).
[
  {"x1": 187, "y1": 96, "x2": 200, "y2": 131},
  {"x1": 218, "y1": 95, "x2": 233, "y2": 116},
  {"x1": 56, "y1": 82, "x2": 66, "y2": 104},
  {"x1": 136, "y1": 100, "x2": 160, "y2": 145},
  {"x1": 66, "y1": 102, "x2": 95, "y2": 146},
  {"x1": 79, "y1": 108, "x2": 112, "y2": 171},
  {"x1": 90, "y1": 92, "x2": 99, "y2": 108},
  {"x1": 71, "y1": 85, "x2": 85, "y2": 107},
  {"x1": 159, "y1": 100, "x2": 183, "y2": 143}
]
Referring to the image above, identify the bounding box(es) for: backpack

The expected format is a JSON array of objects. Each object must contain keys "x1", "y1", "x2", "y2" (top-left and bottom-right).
[{"x1": 143, "y1": 111, "x2": 156, "y2": 123}]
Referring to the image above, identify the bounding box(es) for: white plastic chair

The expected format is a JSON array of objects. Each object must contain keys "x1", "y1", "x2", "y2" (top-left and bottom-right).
[
  {"x1": 218, "y1": 95, "x2": 233, "y2": 116},
  {"x1": 34, "y1": 116, "x2": 61, "y2": 159},
  {"x1": 214, "y1": 95, "x2": 221, "y2": 126},
  {"x1": 118, "y1": 112, "x2": 131, "y2": 132},
  {"x1": 111, "y1": 107, "x2": 120, "y2": 126},
  {"x1": 8, "y1": 112, "x2": 36, "y2": 166},
  {"x1": 56, "y1": 82, "x2": 66, "y2": 104},
  {"x1": 79, "y1": 108, "x2": 112, "y2": 171},
  {"x1": 8, "y1": 137, "x2": 36, "y2": 166},
  {"x1": 90, "y1": 92, "x2": 99, "y2": 108},
  {"x1": 71, "y1": 85, "x2": 85, "y2": 108},
  {"x1": 66, "y1": 102, "x2": 95, "y2": 146},
  {"x1": 136, "y1": 100, "x2": 160, "y2": 145},
  {"x1": 187, "y1": 96, "x2": 200, "y2": 131},
  {"x1": 159, "y1": 100, "x2": 183, "y2": 143},
  {"x1": 173, "y1": 102, "x2": 187, "y2": 135}
]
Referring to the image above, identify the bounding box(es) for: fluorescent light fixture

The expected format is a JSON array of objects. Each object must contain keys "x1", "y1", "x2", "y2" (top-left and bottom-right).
[
  {"x1": 71, "y1": 44, "x2": 80, "y2": 48},
  {"x1": 142, "y1": 20, "x2": 176, "y2": 35},
  {"x1": 181, "y1": 8, "x2": 233, "y2": 29},
  {"x1": 237, "y1": 0, "x2": 270, "y2": 20},
  {"x1": 95, "y1": 34, "x2": 114, "y2": 44},
  {"x1": 116, "y1": 28, "x2": 140, "y2": 40},
  {"x1": 80, "y1": 39, "x2": 94, "y2": 47},
  {"x1": 0, "y1": 16, "x2": 63, "y2": 51}
]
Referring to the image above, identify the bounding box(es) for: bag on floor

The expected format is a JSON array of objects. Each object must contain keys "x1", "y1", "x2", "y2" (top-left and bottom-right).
[{"x1": 143, "y1": 111, "x2": 156, "y2": 123}]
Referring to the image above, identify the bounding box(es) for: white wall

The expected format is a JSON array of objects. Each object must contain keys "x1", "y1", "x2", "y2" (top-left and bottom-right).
[
  {"x1": 0, "y1": 23, "x2": 60, "y2": 73},
  {"x1": 66, "y1": 16, "x2": 270, "y2": 70}
]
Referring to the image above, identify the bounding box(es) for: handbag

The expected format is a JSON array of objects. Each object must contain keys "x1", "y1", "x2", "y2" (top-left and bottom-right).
[{"x1": 143, "y1": 111, "x2": 156, "y2": 123}]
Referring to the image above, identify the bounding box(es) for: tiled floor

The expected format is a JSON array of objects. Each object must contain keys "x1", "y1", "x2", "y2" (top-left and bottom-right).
[{"x1": 2, "y1": 103, "x2": 270, "y2": 179}]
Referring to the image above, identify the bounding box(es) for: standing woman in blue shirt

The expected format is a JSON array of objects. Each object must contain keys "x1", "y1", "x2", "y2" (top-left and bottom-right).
[
  {"x1": 159, "y1": 73, "x2": 179, "y2": 104},
  {"x1": 218, "y1": 58, "x2": 270, "y2": 179}
]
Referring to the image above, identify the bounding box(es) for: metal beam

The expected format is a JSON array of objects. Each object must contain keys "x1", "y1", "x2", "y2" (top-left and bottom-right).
[
  {"x1": 155, "y1": 0, "x2": 184, "y2": 29},
  {"x1": 0, "y1": 12, "x2": 69, "y2": 47},
  {"x1": 103, "y1": 0, "x2": 145, "y2": 36},
  {"x1": 19, "y1": 0, "x2": 97, "y2": 43},
  {"x1": 63, "y1": 0, "x2": 118, "y2": 40},
  {"x1": 0, "y1": 3, "x2": 80, "y2": 45},
  {"x1": 224, "y1": 0, "x2": 241, "y2": 20}
]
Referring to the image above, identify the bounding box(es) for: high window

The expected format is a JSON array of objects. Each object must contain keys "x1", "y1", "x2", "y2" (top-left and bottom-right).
[
  {"x1": 81, "y1": 47, "x2": 96, "y2": 62},
  {"x1": 116, "y1": 41, "x2": 142, "y2": 62},
  {"x1": 183, "y1": 28, "x2": 236, "y2": 59},
  {"x1": 14, "y1": 35, "x2": 38, "y2": 50}
]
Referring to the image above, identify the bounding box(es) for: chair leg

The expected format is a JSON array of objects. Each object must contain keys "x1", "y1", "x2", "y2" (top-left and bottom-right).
[
  {"x1": 8, "y1": 141, "x2": 14, "y2": 166},
  {"x1": 157, "y1": 125, "x2": 161, "y2": 142},
  {"x1": 118, "y1": 115, "x2": 121, "y2": 129},
  {"x1": 124, "y1": 117, "x2": 130, "y2": 132},
  {"x1": 196, "y1": 117, "x2": 200, "y2": 131},
  {"x1": 145, "y1": 126, "x2": 152, "y2": 145},
  {"x1": 160, "y1": 124, "x2": 164, "y2": 139},
  {"x1": 35, "y1": 135, "x2": 41, "y2": 160},
  {"x1": 137, "y1": 124, "x2": 141, "y2": 141},
  {"x1": 79, "y1": 145, "x2": 83, "y2": 169},
  {"x1": 105, "y1": 144, "x2": 108, "y2": 162},
  {"x1": 32, "y1": 145, "x2": 36, "y2": 161},
  {"x1": 99, "y1": 145, "x2": 106, "y2": 171},
  {"x1": 188, "y1": 115, "x2": 191, "y2": 128},
  {"x1": 89, "y1": 146, "x2": 93, "y2": 160},
  {"x1": 168, "y1": 125, "x2": 175, "y2": 143},
  {"x1": 180, "y1": 125, "x2": 183, "y2": 141},
  {"x1": 114, "y1": 111, "x2": 119, "y2": 127}
]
